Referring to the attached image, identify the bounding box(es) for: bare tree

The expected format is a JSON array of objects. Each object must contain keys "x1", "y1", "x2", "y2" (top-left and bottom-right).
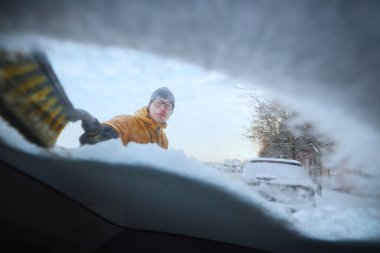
[
  {"x1": 244, "y1": 95, "x2": 294, "y2": 158},
  {"x1": 244, "y1": 94, "x2": 335, "y2": 195}
]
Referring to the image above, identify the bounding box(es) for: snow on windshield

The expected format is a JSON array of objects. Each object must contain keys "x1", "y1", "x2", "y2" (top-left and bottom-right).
[
  {"x1": 1, "y1": 0, "x2": 380, "y2": 242},
  {"x1": 1, "y1": 114, "x2": 379, "y2": 241}
]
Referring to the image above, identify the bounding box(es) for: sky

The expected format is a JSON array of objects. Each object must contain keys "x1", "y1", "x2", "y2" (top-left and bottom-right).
[{"x1": 5, "y1": 35, "x2": 259, "y2": 162}]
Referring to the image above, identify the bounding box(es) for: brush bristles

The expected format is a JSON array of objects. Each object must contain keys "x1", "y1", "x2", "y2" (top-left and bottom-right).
[{"x1": 0, "y1": 51, "x2": 73, "y2": 147}]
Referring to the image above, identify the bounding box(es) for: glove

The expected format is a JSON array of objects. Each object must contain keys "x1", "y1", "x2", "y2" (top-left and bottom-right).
[
  {"x1": 79, "y1": 124, "x2": 118, "y2": 145},
  {"x1": 76, "y1": 109, "x2": 118, "y2": 145}
]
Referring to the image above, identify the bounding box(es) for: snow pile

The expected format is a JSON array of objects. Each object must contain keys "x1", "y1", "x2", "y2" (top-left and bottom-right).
[
  {"x1": 293, "y1": 206, "x2": 380, "y2": 241},
  {"x1": 53, "y1": 139, "x2": 293, "y2": 220},
  {"x1": 292, "y1": 190, "x2": 380, "y2": 241}
]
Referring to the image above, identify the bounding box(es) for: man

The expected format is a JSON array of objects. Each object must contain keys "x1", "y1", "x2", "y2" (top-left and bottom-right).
[{"x1": 79, "y1": 87, "x2": 175, "y2": 149}]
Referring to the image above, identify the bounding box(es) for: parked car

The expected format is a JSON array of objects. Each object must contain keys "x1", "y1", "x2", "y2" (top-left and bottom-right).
[{"x1": 242, "y1": 158, "x2": 316, "y2": 210}]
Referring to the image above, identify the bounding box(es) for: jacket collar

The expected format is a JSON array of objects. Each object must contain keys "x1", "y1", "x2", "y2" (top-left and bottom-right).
[{"x1": 135, "y1": 107, "x2": 167, "y2": 129}]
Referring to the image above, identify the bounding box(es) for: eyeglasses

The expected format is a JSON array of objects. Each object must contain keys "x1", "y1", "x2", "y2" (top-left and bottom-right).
[{"x1": 152, "y1": 99, "x2": 173, "y2": 110}]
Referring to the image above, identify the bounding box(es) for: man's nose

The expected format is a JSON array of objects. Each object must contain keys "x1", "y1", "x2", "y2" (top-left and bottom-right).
[{"x1": 158, "y1": 105, "x2": 166, "y2": 112}]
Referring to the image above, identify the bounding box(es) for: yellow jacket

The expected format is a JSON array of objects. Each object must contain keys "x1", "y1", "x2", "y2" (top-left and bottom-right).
[{"x1": 103, "y1": 107, "x2": 169, "y2": 149}]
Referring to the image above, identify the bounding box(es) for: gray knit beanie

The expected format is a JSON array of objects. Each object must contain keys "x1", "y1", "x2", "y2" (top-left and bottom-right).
[{"x1": 148, "y1": 87, "x2": 175, "y2": 110}]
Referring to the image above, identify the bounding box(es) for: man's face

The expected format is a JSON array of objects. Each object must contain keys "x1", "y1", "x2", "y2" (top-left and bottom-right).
[{"x1": 148, "y1": 98, "x2": 173, "y2": 124}]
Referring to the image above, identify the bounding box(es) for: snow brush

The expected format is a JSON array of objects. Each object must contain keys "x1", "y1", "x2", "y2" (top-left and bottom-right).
[{"x1": 0, "y1": 50, "x2": 97, "y2": 148}]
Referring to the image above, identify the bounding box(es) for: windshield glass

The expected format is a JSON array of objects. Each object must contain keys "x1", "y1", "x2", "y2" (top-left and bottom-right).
[{"x1": 1, "y1": 0, "x2": 379, "y2": 251}]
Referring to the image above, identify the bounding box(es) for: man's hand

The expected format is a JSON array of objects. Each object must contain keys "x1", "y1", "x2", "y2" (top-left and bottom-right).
[
  {"x1": 79, "y1": 124, "x2": 119, "y2": 145},
  {"x1": 76, "y1": 109, "x2": 118, "y2": 145}
]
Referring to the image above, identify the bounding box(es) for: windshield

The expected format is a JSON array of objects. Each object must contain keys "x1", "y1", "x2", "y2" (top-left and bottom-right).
[{"x1": 1, "y1": 1, "x2": 379, "y2": 252}]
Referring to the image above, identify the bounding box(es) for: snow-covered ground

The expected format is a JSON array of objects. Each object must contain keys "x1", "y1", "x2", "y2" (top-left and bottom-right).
[{"x1": 1, "y1": 117, "x2": 379, "y2": 242}]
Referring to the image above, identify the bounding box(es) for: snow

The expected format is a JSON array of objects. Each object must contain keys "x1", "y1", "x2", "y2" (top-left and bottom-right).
[
  {"x1": 54, "y1": 136, "x2": 287, "y2": 220},
  {"x1": 1, "y1": 117, "x2": 379, "y2": 242},
  {"x1": 292, "y1": 190, "x2": 380, "y2": 241}
]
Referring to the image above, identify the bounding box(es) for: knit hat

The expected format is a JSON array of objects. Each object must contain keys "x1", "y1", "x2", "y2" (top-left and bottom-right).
[{"x1": 148, "y1": 87, "x2": 175, "y2": 110}]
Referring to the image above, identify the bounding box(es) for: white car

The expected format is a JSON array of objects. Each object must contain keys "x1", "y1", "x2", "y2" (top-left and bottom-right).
[{"x1": 242, "y1": 158, "x2": 316, "y2": 210}]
